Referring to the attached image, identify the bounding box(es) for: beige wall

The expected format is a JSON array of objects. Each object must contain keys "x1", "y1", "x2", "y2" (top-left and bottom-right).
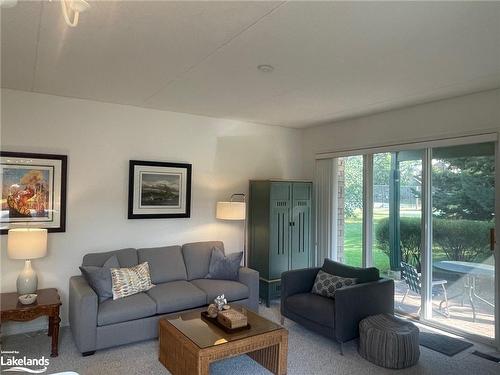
[
  {"x1": 0, "y1": 89, "x2": 304, "y2": 333},
  {"x1": 2, "y1": 87, "x2": 499, "y2": 335},
  {"x1": 303, "y1": 89, "x2": 500, "y2": 177}
]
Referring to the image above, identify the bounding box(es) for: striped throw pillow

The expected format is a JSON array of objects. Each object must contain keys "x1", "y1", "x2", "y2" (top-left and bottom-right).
[{"x1": 110, "y1": 262, "x2": 154, "y2": 300}]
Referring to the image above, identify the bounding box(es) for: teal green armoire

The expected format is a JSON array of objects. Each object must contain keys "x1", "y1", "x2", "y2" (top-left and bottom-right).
[{"x1": 248, "y1": 180, "x2": 313, "y2": 307}]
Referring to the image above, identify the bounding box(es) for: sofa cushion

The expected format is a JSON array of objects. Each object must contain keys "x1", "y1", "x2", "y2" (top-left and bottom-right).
[
  {"x1": 110, "y1": 262, "x2": 155, "y2": 300},
  {"x1": 137, "y1": 245, "x2": 187, "y2": 284},
  {"x1": 79, "y1": 255, "x2": 120, "y2": 303},
  {"x1": 285, "y1": 293, "x2": 335, "y2": 328},
  {"x1": 206, "y1": 248, "x2": 243, "y2": 280},
  {"x1": 322, "y1": 259, "x2": 379, "y2": 284},
  {"x1": 190, "y1": 279, "x2": 249, "y2": 303},
  {"x1": 182, "y1": 241, "x2": 224, "y2": 280},
  {"x1": 97, "y1": 292, "x2": 156, "y2": 326},
  {"x1": 83, "y1": 248, "x2": 138, "y2": 268},
  {"x1": 147, "y1": 281, "x2": 207, "y2": 314}
]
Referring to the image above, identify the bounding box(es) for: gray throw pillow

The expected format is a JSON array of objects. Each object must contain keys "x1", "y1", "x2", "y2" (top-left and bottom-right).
[
  {"x1": 311, "y1": 270, "x2": 356, "y2": 299},
  {"x1": 80, "y1": 255, "x2": 120, "y2": 302},
  {"x1": 206, "y1": 248, "x2": 243, "y2": 281}
]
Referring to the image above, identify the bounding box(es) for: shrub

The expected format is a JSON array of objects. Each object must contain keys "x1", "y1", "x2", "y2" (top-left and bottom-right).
[
  {"x1": 375, "y1": 217, "x2": 493, "y2": 268},
  {"x1": 375, "y1": 217, "x2": 422, "y2": 269},
  {"x1": 433, "y1": 219, "x2": 493, "y2": 262}
]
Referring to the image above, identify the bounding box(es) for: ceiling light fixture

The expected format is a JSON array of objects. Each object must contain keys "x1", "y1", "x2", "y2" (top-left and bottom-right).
[
  {"x1": 257, "y1": 64, "x2": 274, "y2": 73},
  {"x1": 51, "y1": 0, "x2": 90, "y2": 27},
  {"x1": 2, "y1": 0, "x2": 89, "y2": 27}
]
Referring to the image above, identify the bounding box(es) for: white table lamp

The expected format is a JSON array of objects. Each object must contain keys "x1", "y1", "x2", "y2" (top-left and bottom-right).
[
  {"x1": 216, "y1": 194, "x2": 247, "y2": 266},
  {"x1": 8, "y1": 228, "x2": 48, "y2": 295}
]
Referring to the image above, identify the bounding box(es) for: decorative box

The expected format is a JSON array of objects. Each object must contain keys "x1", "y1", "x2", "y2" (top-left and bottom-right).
[{"x1": 216, "y1": 309, "x2": 248, "y2": 329}]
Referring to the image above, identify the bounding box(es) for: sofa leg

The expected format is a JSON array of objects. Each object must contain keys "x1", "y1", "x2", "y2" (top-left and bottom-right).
[
  {"x1": 82, "y1": 351, "x2": 95, "y2": 357},
  {"x1": 339, "y1": 342, "x2": 344, "y2": 356},
  {"x1": 280, "y1": 316, "x2": 285, "y2": 325}
]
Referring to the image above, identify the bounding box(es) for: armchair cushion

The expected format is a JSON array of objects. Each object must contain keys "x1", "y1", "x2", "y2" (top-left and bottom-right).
[
  {"x1": 285, "y1": 293, "x2": 334, "y2": 328},
  {"x1": 322, "y1": 259, "x2": 379, "y2": 283},
  {"x1": 311, "y1": 270, "x2": 356, "y2": 298},
  {"x1": 281, "y1": 267, "x2": 321, "y2": 300}
]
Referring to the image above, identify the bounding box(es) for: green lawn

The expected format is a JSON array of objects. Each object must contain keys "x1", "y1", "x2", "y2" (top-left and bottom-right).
[
  {"x1": 344, "y1": 216, "x2": 390, "y2": 272},
  {"x1": 343, "y1": 210, "x2": 453, "y2": 274}
]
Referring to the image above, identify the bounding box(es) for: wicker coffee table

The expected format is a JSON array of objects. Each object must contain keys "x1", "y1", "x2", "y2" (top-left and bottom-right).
[{"x1": 159, "y1": 306, "x2": 288, "y2": 375}]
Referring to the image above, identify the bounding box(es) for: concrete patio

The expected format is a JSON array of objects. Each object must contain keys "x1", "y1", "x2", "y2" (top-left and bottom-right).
[{"x1": 394, "y1": 278, "x2": 495, "y2": 339}]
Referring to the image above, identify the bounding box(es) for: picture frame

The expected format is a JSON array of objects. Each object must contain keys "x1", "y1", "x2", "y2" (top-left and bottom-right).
[
  {"x1": 128, "y1": 160, "x2": 192, "y2": 219},
  {"x1": 0, "y1": 151, "x2": 67, "y2": 234}
]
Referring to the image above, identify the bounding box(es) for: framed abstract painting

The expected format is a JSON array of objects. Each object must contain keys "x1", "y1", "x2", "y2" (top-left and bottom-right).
[
  {"x1": 0, "y1": 151, "x2": 67, "y2": 234},
  {"x1": 128, "y1": 160, "x2": 192, "y2": 219}
]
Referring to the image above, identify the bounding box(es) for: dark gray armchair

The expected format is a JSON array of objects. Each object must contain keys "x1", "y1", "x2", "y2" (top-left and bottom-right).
[{"x1": 280, "y1": 259, "x2": 394, "y2": 354}]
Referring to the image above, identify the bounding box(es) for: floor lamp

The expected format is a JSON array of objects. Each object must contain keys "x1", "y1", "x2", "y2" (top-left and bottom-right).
[{"x1": 216, "y1": 193, "x2": 247, "y2": 267}]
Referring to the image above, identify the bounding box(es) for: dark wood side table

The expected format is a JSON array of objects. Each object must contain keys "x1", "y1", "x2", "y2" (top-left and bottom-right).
[{"x1": 0, "y1": 288, "x2": 61, "y2": 357}]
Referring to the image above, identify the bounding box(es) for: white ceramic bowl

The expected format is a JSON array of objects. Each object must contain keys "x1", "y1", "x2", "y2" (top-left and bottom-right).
[{"x1": 18, "y1": 293, "x2": 37, "y2": 305}]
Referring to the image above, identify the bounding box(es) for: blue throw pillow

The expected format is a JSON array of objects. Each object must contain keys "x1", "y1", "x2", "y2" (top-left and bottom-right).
[
  {"x1": 80, "y1": 255, "x2": 120, "y2": 302},
  {"x1": 206, "y1": 248, "x2": 243, "y2": 281}
]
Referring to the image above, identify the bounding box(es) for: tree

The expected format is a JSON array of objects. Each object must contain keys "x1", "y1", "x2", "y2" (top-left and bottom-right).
[
  {"x1": 343, "y1": 156, "x2": 363, "y2": 217},
  {"x1": 344, "y1": 153, "x2": 421, "y2": 217},
  {"x1": 432, "y1": 156, "x2": 495, "y2": 221}
]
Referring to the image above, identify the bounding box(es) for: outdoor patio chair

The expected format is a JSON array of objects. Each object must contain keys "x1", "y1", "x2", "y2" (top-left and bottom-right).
[{"x1": 400, "y1": 262, "x2": 449, "y2": 316}]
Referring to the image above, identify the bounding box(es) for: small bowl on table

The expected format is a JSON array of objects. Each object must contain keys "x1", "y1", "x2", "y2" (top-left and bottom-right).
[{"x1": 18, "y1": 293, "x2": 37, "y2": 305}]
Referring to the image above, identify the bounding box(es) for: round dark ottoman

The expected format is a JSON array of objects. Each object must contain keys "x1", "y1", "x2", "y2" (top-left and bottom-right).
[{"x1": 359, "y1": 314, "x2": 420, "y2": 369}]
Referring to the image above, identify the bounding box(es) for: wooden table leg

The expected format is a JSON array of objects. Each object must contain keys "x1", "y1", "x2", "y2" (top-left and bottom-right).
[
  {"x1": 198, "y1": 357, "x2": 210, "y2": 375},
  {"x1": 248, "y1": 331, "x2": 288, "y2": 375},
  {"x1": 50, "y1": 313, "x2": 60, "y2": 357},
  {"x1": 48, "y1": 316, "x2": 53, "y2": 337},
  {"x1": 278, "y1": 333, "x2": 288, "y2": 375}
]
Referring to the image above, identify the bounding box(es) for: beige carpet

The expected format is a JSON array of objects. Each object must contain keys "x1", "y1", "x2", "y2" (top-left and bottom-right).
[{"x1": 1, "y1": 301, "x2": 499, "y2": 375}]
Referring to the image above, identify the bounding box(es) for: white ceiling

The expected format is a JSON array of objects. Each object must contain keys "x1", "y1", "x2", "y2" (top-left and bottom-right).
[{"x1": 2, "y1": 1, "x2": 500, "y2": 128}]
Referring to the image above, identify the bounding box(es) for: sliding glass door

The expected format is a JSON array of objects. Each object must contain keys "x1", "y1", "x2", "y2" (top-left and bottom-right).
[
  {"x1": 340, "y1": 155, "x2": 363, "y2": 267},
  {"x1": 319, "y1": 135, "x2": 497, "y2": 345},
  {"x1": 373, "y1": 151, "x2": 424, "y2": 317},
  {"x1": 429, "y1": 142, "x2": 496, "y2": 339}
]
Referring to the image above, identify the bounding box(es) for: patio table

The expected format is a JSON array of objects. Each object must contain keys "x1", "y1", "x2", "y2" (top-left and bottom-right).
[{"x1": 433, "y1": 260, "x2": 494, "y2": 322}]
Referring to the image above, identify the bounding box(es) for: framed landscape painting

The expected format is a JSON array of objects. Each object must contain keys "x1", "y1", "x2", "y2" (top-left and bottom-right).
[
  {"x1": 128, "y1": 160, "x2": 192, "y2": 219},
  {"x1": 0, "y1": 151, "x2": 67, "y2": 234}
]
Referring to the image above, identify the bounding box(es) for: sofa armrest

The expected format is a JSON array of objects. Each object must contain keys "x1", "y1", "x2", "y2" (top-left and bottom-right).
[
  {"x1": 281, "y1": 267, "x2": 320, "y2": 301},
  {"x1": 69, "y1": 275, "x2": 98, "y2": 353},
  {"x1": 238, "y1": 267, "x2": 259, "y2": 312},
  {"x1": 334, "y1": 278, "x2": 394, "y2": 343}
]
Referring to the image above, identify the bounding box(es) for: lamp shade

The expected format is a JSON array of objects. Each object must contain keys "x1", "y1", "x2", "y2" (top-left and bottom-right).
[
  {"x1": 7, "y1": 228, "x2": 48, "y2": 260},
  {"x1": 216, "y1": 202, "x2": 246, "y2": 220}
]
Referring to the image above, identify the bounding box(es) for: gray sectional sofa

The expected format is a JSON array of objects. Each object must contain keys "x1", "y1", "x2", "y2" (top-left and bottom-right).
[{"x1": 69, "y1": 241, "x2": 259, "y2": 355}]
